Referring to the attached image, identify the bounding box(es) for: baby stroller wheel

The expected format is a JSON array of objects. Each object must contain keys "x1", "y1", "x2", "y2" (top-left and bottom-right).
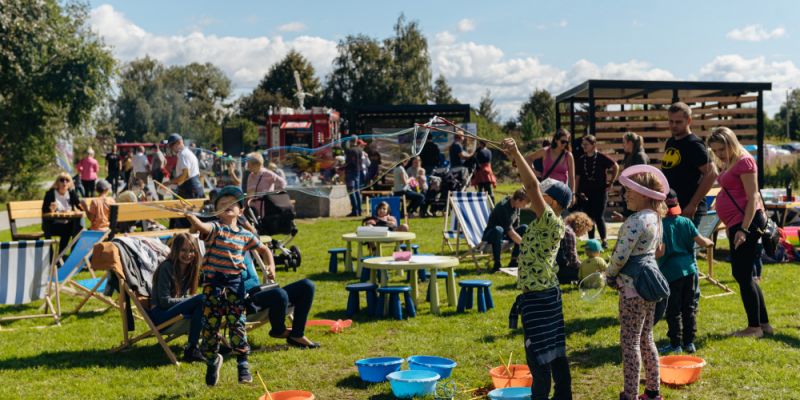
[{"x1": 284, "y1": 245, "x2": 302, "y2": 271}]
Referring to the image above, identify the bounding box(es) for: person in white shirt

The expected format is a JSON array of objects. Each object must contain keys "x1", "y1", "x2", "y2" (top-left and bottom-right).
[
  {"x1": 165, "y1": 134, "x2": 203, "y2": 200},
  {"x1": 131, "y1": 145, "x2": 150, "y2": 187}
]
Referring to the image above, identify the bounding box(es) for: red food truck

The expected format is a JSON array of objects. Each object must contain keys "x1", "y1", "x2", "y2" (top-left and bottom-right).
[{"x1": 260, "y1": 107, "x2": 341, "y2": 149}]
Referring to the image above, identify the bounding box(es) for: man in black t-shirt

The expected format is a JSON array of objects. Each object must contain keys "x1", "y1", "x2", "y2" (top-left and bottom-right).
[
  {"x1": 106, "y1": 145, "x2": 121, "y2": 194},
  {"x1": 448, "y1": 135, "x2": 473, "y2": 168},
  {"x1": 419, "y1": 135, "x2": 442, "y2": 176},
  {"x1": 661, "y1": 102, "x2": 718, "y2": 227},
  {"x1": 481, "y1": 189, "x2": 529, "y2": 272}
]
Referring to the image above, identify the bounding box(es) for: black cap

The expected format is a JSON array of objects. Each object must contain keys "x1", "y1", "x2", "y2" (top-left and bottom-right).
[{"x1": 167, "y1": 133, "x2": 182, "y2": 145}]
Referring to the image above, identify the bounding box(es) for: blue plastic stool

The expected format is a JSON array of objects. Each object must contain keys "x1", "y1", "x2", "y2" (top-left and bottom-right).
[
  {"x1": 359, "y1": 256, "x2": 378, "y2": 282},
  {"x1": 377, "y1": 286, "x2": 416, "y2": 319},
  {"x1": 328, "y1": 248, "x2": 347, "y2": 273},
  {"x1": 426, "y1": 271, "x2": 458, "y2": 302},
  {"x1": 398, "y1": 243, "x2": 420, "y2": 254},
  {"x1": 457, "y1": 280, "x2": 494, "y2": 313},
  {"x1": 345, "y1": 282, "x2": 378, "y2": 316},
  {"x1": 406, "y1": 254, "x2": 434, "y2": 282}
]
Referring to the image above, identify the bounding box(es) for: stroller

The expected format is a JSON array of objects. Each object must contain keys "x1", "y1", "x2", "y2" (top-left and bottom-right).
[
  {"x1": 244, "y1": 191, "x2": 302, "y2": 271},
  {"x1": 426, "y1": 166, "x2": 472, "y2": 216}
]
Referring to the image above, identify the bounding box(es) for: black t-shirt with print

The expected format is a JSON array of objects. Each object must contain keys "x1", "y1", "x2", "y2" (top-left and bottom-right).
[{"x1": 661, "y1": 134, "x2": 709, "y2": 208}]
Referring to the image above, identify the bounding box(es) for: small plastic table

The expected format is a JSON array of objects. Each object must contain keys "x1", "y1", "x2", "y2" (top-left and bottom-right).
[
  {"x1": 363, "y1": 255, "x2": 459, "y2": 315},
  {"x1": 341, "y1": 231, "x2": 416, "y2": 274}
]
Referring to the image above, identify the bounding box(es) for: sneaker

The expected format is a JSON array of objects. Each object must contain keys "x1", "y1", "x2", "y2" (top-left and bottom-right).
[
  {"x1": 183, "y1": 346, "x2": 206, "y2": 363},
  {"x1": 238, "y1": 362, "x2": 253, "y2": 384},
  {"x1": 683, "y1": 343, "x2": 697, "y2": 354},
  {"x1": 658, "y1": 344, "x2": 682, "y2": 354},
  {"x1": 205, "y1": 354, "x2": 223, "y2": 386}
]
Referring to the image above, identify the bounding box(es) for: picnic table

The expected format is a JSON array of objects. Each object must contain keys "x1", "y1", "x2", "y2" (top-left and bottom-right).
[
  {"x1": 764, "y1": 200, "x2": 800, "y2": 227},
  {"x1": 363, "y1": 255, "x2": 459, "y2": 315},
  {"x1": 340, "y1": 231, "x2": 416, "y2": 273}
]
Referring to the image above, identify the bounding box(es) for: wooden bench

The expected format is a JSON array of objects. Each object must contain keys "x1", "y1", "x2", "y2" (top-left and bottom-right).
[
  {"x1": 7, "y1": 198, "x2": 98, "y2": 241},
  {"x1": 109, "y1": 198, "x2": 207, "y2": 238}
]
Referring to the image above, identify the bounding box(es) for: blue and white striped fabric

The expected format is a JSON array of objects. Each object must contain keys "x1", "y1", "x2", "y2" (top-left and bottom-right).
[
  {"x1": 449, "y1": 192, "x2": 492, "y2": 248},
  {"x1": 0, "y1": 240, "x2": 55, "y2": 305}
]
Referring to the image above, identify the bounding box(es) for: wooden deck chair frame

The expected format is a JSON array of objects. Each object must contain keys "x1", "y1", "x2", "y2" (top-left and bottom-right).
[
  {"x1": 0, "y1": 239, "x2": 61, "y2": 329},
  {"x1": 52, "y1": 229, "x2": 118, "y2": 314},
  {"x1": 694, "y1": 211, "x2": 734, "y2": 298},
  {"x1": 440, "y1": 191, "x2": 495, "y2": 268}
]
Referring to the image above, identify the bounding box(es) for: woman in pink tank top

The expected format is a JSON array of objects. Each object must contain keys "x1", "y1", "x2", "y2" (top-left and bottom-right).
[{"x1": 525, "y1": 128, "x2": 575, "y2": 195}]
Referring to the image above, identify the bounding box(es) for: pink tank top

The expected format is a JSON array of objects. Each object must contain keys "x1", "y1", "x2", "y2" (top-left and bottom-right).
[{"x1": 542, "y1": 147, "x2": 569, "y2": 184}]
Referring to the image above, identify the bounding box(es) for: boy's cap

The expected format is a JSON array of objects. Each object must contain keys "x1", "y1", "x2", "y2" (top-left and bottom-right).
[
  {"x1": 167, "y1": 133, "x2": 182, "y2": 145},
  {"x1": 584, "y1": 239, "x2": 603, "y2": 253},
  {"x1": 95, "y1": 179, "x2": 111, "y2": 192},
  {"x1": 666, "y1": 189, "x2": 682, "y2": 216},
  {"x1": 540, "y1": 178, "x2": 572, "y2": 210},
  {"x1": 214, "y1": 185, "x2": 244, "y2": 207}
]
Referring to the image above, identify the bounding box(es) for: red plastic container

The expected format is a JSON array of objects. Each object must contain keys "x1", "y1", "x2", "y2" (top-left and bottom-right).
[
  {"x1": 489, "y1": 364, "x2": 533, "y2": 388},
  {"x1": 259, "y1": 390, "x2": 315, "y2": 400},
  {"x1": 659, "y1": 355, "x2": 706, "y2": 385}
]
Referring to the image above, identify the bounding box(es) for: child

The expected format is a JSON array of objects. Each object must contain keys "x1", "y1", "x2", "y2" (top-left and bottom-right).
[
  {"x1": 656, "y1": 190, "x2": 713, "y2": 354},
  {"x1": 82, "y1": 179, "x2": 115, "y2": 231},
  {"x1": 557, "y1": 211, "x2": 594, "y2": 283},
  {"x1": 606, "y1": 165, "x2": 669, "y2": 400},
  {"x1": 579, "y1": 239, "x2": 607, "y2": 281},
  {"x1": 363, "y1": 201, "x2": 409, "y2": 232},
  {"x1": 416, "y1": 168, "x2": 428, "y2": 193},
  {"x1": 503, "y1": 138, "x2": 572, "y2": 400},
  {"x1": 184, "y1": 186, "x2": 275, "y2": 386}
]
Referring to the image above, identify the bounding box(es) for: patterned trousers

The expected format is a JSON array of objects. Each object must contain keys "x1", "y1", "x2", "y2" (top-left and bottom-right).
[
  {"x1": 619, "y1": 295, "x2": 659, "y2": 400},
  {"x1": 200, "y1": 274, "x2": 250, "y2": 359}
]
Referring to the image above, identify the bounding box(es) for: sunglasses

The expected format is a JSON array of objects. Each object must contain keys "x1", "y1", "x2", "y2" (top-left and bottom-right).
[
  {"x1": 58, "y1": 178, "x2": 70, "y2": 183},
  {"x1": 558, "y1": 140, "x2": 569, "y2": 145}
]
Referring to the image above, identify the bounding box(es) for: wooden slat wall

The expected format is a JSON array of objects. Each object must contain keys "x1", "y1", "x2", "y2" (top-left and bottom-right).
[{"x1": 560, "y1": 95, "x2": 760, "y2": 212}]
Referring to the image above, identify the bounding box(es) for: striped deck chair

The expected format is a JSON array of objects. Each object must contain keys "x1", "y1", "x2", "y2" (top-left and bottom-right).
[
  {"x1": 441, "y1": 191, "x2": 495, "y2": 268},
  {"x1": 0, "y1": 240, "x2": 60, "y2": 327},
  {"x1": 694, "y1": 211, "x2": 734, "y2": 298},
  {"x1": 53, "y1": 230, "x2": 115, "y2": 314}
]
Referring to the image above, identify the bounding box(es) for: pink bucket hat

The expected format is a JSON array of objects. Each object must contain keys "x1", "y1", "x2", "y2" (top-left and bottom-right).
[{"x1": 618, "y1": 164, "x2": 670, "y2": 201}]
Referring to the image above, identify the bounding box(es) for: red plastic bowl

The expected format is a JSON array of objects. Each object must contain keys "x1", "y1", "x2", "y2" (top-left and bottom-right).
[
  {"x1": 259, "y1": 390, "x2": 315, "y2": 400},
  {"x1": 659, "y1": 355, "x2": 706, "y2": 385},
  {"x1": 489, "y1": 364, "x2": 533, "y2": 388}
]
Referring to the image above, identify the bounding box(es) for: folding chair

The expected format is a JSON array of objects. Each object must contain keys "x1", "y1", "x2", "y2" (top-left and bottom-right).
[
  {"x1": 440, "y1": 191, "x2": 495, "y2": 268},
  {"x1": 368, "y1": 196, "x2": 408, "y2": 227},
  {"x1": 694, "y1": 211, "x2": 734, "y2": 298},
  {"x1": 0, "y1": 240, "x2": 60, "y2": 328},
  {"x1": 51, "y1": 230, "x2": 116, "y2": 314}
]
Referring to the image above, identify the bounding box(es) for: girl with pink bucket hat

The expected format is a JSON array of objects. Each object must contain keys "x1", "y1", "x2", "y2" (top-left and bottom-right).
[{"x1": 606, "y1": 165, "x2": 671, "y2": 400}]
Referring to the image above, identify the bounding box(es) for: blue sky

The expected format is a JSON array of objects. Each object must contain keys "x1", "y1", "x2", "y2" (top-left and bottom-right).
[{"x1": 88, "y1": 0, "x2": 799, "y2": 119}]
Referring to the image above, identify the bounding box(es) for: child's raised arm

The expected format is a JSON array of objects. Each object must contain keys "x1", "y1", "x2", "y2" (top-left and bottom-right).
[
  {"x1": 502, "y1": 138, "x2": 546, "y2": 217},
  {"x1": 184, "y1": 213, "x2": 213, "y2": 236}
]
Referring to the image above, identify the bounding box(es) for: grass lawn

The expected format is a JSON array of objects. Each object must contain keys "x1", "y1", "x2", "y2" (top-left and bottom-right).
[{"x1": 1, "y1": 202, "x2": 800, "y2": 399}]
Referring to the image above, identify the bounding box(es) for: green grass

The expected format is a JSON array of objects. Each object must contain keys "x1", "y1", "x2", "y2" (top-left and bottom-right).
[{"x1": 1, "y1": 210, "x2": 800, "y2": 399}]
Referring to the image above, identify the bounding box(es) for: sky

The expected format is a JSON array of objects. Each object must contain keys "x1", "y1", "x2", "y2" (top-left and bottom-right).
[{"x1": 87, "y1": 0, "x2": 800, "y2": 120}]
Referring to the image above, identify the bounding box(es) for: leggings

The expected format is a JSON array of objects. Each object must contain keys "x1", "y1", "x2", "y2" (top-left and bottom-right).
[
  {"x1": 579, "y1": 190, "x2": 608, "y2": 241},
  {"x1": 728, "y1": 220, "x2": 770, "y2": 327},
  {"x1": 200, "y1": 274, "x2": 249, "y2": 359},
  {"x1": 619, "y1": 295, "x2": 659, "y2": 400}
]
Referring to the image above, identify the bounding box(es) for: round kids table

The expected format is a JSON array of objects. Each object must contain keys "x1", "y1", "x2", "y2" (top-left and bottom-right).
[{"x1": 363, "y1": 255, "x2": 459, "y2": 315}]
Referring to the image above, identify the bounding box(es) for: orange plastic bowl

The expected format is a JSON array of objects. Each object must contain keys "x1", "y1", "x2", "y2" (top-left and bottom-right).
[
  {"x1": 259, "y1": 390, "x2": 315, "y2": 400},
  {"x1": 659, "y1": 355, "x2": 706, "y2": 385},
  {"x1": 489, "y1": 364, "x2": 533, "y2": 388}
]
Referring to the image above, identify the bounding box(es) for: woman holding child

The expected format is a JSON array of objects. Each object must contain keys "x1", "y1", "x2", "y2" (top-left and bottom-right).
[{"x1": 707, "y1": 127, "x2": 773, "y2": 338}]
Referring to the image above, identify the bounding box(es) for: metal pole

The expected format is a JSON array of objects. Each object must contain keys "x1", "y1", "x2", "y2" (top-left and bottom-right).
[{"x1": 757, "y1": 90, "x2": 765, "y2": 188}]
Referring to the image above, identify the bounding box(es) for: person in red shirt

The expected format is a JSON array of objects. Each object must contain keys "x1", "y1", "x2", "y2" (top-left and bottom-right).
[{"x1": 76, "y1": 148, "x2": 99, "y2": 197}]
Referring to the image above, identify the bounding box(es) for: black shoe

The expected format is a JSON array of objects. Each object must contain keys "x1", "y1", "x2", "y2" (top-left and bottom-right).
[
  {"x1": 218, "y1": 344, "x2": 233, "y2": 356},
  {"x1": 238, "y1": 362, "x2": 253, "y2": 384},
  {"x1": 183, "y1": 346, "x2": 206, "y2": 363},
  {"x1": 287, "y1": 337, "x2": 321, "y2": 349},
  {"x1": 205, "y1": 354, "x2": 223, "y2": 386},
  {"x1": 507, "y1": 260, "x2": 518, "y2": 269}
]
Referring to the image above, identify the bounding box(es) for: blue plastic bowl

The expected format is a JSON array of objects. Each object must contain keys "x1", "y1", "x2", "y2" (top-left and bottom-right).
[
  {"x1": 488, "y1": 387, "x2": 532, "y2": 400},
  {"x1": 407, "y1": 355, "x2": 457, "y2": 379},
  {"x1": 354, "y1": 357, "x2": 404, "y2": 383},
  {"x1": 387, "y1": 370, "x2": 440, "y2": 398}
]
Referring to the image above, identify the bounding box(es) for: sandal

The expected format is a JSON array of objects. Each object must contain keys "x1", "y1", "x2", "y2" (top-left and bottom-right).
[{"x1": 287, "y1": 337, "x2": 321, "y2": 349}]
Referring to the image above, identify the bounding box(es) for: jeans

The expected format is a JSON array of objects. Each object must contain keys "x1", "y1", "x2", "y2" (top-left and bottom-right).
[
  {"x1": 528, "y1": 355, "x2": 572, "y2": 400},
  {"x1": 148, "y1": 294, "x2": 204, "y2": 348},
  {"x1": 346, "y1": 176, "x2": 361, "y2": 216},
  {"x1": 482, "y1": 225, "x2": 527, "y2": 269},
  {"x1": 394, "y1": 190, "x2": 425, "y2": 215},
  {"x1": 249, "y1": 279, "x2": 315, "y2": 338},
  {"x1": 728, "y1": 219, "x2": 770, "y2": 328}
]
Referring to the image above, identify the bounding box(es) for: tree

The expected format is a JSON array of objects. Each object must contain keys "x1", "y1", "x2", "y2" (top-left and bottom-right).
[
  {"x1": 238, "y1": 50, "x2": 320, "y2": 123},
  {"x1": 518, "y1": 89, "x2": 555, "y2": 137},
  {"x1": 385, "y1": 14, "x2": 432, "y2": 104},
  {"x1": 774, "y1": 89, "x2": 800, "y2": 140},
  {"x1": 323, "y1": 34, "x2": 394, "y2": 116},
  {"x1": 477, "y1": 90, "x2": 499, "y2": 124},
  {"x1": 432, "y1": 74, "x2": 458, "y2": 104},
  {"x1": 0, "y1": 0, "x2": 114, "y2": 194}
]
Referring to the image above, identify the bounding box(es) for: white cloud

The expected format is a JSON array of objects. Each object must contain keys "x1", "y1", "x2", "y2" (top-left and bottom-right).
[
  {"x1": 557, "y1": 19, "x2": 568, "y2": 28},
  {"x1": 457, "y1": 19, "x2": 475, "y2": 33},
  {"x1": 726, "y1": 25, "x2": 785, "y2": 42},
  {"x1": 537, "y1": 19, "x2": 569, "y2": 30},
  {"x1": 278, "y1": 22, "x2": 306, "y2": 32},
  {"x1": 89, "y1": 5, "x2": 336, "y2": 93}
]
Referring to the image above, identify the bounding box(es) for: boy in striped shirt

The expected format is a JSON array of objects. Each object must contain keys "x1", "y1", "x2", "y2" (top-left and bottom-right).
[{"x1": 185, "y1": 186, "x2": 275, "y2": 386}]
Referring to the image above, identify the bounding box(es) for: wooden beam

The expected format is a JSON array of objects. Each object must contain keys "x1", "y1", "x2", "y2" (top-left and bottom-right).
[
  {"x1": 596, "y1": 118, "x2": 757, "y2": 130},
  {"x1": 594, "y1": 129, "x2": 756, "y2": 140},
  {"x1": 595, "y1": 107, "x2": 756, "y2": 118},
  {"x1": 595, "y1": 95, "x2": 757, "y2": 106}
]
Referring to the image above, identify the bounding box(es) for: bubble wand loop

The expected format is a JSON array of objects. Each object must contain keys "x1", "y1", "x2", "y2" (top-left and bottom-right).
[
  {"x1": 434, "y1": 116, "x2": 506, "y2": 148},
  {"x1": 416, "y1": 122, "x2": 504, "y2": 152},
  {"x1": 153, "y1": 181, "x2": 195, "y2": 209}
]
